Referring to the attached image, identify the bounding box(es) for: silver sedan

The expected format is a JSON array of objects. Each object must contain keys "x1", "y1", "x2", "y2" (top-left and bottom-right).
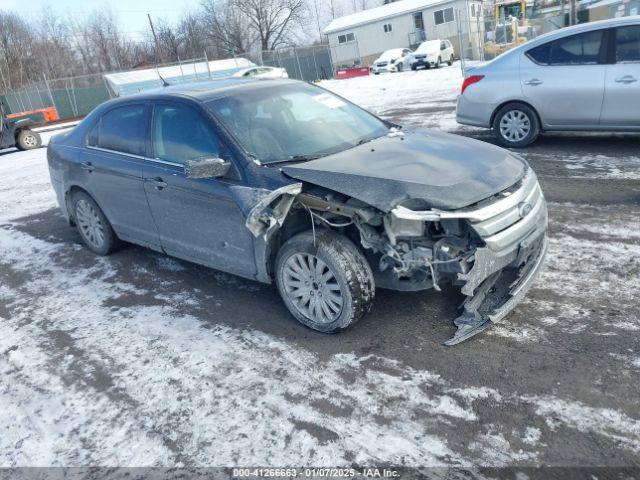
[{"x1": 456, "y1": 16, "x2": 640, "y2": 147}]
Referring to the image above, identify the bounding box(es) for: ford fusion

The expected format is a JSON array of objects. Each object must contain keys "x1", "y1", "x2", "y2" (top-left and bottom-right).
[{"x1": 48, "y1": 79, "x2": 548, "y2": 345}]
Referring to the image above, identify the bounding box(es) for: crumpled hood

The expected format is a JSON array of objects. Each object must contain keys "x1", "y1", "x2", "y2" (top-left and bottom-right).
[{"x1": 281, "y1": 129, "x2": 526, "y2": 212}]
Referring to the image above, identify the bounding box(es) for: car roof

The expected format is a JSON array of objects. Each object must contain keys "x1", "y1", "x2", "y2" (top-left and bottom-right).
[
  {"x1": 525, "y1": 15, "x2": 640, "y2": 46},
  {"x1": 488, "y1": 15, "x2": 640, "y2": 62},
  {"x1": 103, "y1": 77, "x2": 299, "y2": 105}
]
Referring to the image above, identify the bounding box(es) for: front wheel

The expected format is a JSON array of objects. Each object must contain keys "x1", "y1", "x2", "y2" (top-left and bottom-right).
[
  {"x1": 16, "y1": 129, "x2": 42, "y2": 150},
  {"x1": 448, "y1": 55, "x2": 454, "y2": 66},
  {"x1": 436, "y1": 56, "x2": 442, "y2": 68},
  {"x1": 493, "y1": 103, "x2": 540, "y2": 148},
  {"x1": 275, "y1": 230, "x2": 375, "y2": 333},
  {"x1": 396, "y1": 62, "x2": 403, "y2": 72}
]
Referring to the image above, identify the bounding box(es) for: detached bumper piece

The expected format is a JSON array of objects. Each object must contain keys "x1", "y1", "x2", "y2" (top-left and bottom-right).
[{"x1": 444, "y1": 233, "x2": 548, "y2": 346}]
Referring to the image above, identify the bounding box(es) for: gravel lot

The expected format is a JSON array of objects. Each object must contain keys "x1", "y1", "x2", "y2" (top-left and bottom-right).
[{"x1": 1, "y1": 67, "x2": 639, "y2": 469}]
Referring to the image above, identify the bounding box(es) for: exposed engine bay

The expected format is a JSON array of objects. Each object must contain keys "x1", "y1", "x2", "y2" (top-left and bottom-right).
[{"x1": 242, "y1": 167, "x2": 548, "y2": 345}]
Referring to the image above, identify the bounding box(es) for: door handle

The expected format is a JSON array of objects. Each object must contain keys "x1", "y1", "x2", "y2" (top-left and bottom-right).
[
  {"x1": 615, "y1": 75, "x2": 637, "y2": 84},
  {"x1": 524, "y1": 78, "x2": 543, "y2": 86},
  {"x1": 149, "y1": 177, "x2": 168, "y2": 190},
  {"x1": 80, "y1": 161, "x2": 94, "y2": 172}
]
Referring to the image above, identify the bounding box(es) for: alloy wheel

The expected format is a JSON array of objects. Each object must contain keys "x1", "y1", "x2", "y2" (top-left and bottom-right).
[
  {"x1": 282, "y1": 253, "x2": 343, "y2": 324},
  {"x1": 22, "y1": 133, "x2": 37, "y2": 147},
  {"x1": 75, "y1": 199, "x2": 105, "y2": 250},
  {"x1": 499, "y1": 110, "x2": 531, "y2": 143}
]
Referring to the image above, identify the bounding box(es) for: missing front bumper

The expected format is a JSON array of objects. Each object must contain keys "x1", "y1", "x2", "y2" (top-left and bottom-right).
[{"x1": 444, "y1": 233, "x2": 548, "y2": 346}]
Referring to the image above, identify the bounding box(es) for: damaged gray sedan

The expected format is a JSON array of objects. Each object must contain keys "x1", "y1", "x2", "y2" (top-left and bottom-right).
[{"x1": 47, "y1": 78, "x2": 548, "y2": 344}]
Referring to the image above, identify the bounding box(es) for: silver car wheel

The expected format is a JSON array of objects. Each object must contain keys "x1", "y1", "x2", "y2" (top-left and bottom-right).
[
  {"x1": 76, "y1": 199, "x2": 105, "y2": 250},
  {"x1": 22, "y1": 133, "x2": 37, "y2": 147},
  {"x1": 499, "y1": 109, "x2": 531, "y2": 142},
  {"x1": 282, "y1": 253, "x2": 343, "y2": 324}
]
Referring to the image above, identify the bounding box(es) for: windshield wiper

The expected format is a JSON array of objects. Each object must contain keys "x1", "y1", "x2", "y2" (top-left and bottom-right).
[{"x1": 268, "y1": 154, "x2": 325, "y2": 166}]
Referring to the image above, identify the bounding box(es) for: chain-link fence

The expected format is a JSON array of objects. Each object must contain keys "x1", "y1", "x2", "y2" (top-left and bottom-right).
[
  {"x1": 0, "y1": 45, "x2": 339, "y2": 121},
  {"x1": 261, "y1": 44, "x2": 334, "y2": 82},
  {"x1": 454, "y1": 14, "x2": 567, "y2": 67}
]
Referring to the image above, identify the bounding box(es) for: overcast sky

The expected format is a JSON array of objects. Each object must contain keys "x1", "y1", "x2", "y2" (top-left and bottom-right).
[
  {"x1": 1, "y1": 0, "x2": 202, "y2": 39},
  {"x1": 2, "y1": 0, "x2": 383, "y2": 44}
]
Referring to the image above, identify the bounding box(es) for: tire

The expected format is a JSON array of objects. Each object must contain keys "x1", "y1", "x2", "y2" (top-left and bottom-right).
[
  {"x1": 275, "y1": 229, "x2": 375, "y2": 333},
  {"x1": 448, "y1": 55, "x2": 454, "y2": 66},
  {"x1": 71, "y1": 191, "x2": 120, "y2": 255},
  {"x1": 411, "y1": 64, "x2": 417, "y2": 71},
  {"x1": 396, "y1": 62, "x2": 403, "y2": 72},
  {"x1": 436, "y1": 56, "x2": 442, "y2": 68},
  {"x1": 16, "y1": 129, "x2": 42, "y2": 151},
  {"x1": 493, "y1": 102, "x2": 540, "y2": 148}
]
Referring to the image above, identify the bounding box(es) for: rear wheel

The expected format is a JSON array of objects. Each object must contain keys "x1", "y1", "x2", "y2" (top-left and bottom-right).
[
  {"x1": 72, "y1": 191, "x2": 120, "y2": 255},
  {"x1": 16, "y1": 129, "x2": 42, "y2": 150},
  {"x1": 275, "y1": 230, "x2": 375, "y2": 333},
  {"x1": 411, "y1": 64, "x2": 417, "y2": 71},
  {"x1": 493, "y1": 102, "x2": 540, "y2": 148}
]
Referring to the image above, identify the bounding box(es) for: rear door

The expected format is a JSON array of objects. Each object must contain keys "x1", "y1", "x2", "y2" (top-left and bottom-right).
[
  {"x1": 143, "y1": 101, "x2": 257, "y2": 277},
  {"x1": 600, "y1": 24, "x2": 640, "y2": 127},
  {"x1": 520, "y1": 29, "x2": 607, "y2": 128},
  {"x1": 83, "y1": 103, "x2": 160, "y2": 248}
]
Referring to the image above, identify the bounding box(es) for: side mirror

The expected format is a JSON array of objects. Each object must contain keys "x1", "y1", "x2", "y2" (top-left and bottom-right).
[{"x1": 185, "y1": 157, "x2": 231, "y2": 179}]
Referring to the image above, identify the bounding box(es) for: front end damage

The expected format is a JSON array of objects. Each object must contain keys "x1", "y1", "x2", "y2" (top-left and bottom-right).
[{"x1": 244, "y1": 168, "x2": 548, "y2": 345}]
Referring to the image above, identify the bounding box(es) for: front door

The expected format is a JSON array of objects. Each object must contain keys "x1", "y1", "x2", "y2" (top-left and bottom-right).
[
  {"x1": 521, "y1": 29, "x2": 607, "y2": 128},
  {"x1": 143, "y1": 101, "x2": 257, "y2": 278},
  {"x1": 600, "y1": 25, "x2": 640, "y2": 127}
]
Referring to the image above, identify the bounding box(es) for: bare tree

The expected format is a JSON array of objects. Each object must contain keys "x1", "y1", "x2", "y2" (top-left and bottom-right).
[
  {"x1": 231, "y1": 0, "x2": 306, "y2": 50},
  {"x1": 201, "y1": 0, "x2": 253, "y2": 55}
]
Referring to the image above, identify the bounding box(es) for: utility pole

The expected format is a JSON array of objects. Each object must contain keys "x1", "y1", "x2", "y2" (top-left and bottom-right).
[
  {"x1": 313, "y1": 0, "x2": 323, "y2": 42},
  {"x1": 148, "y1": 13, "x2": 165, "y2": 64}
]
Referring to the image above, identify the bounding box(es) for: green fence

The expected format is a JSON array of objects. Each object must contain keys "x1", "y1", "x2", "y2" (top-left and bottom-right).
[{"x1": 1, "y1": 74, "x2": 110, "y2": 120}]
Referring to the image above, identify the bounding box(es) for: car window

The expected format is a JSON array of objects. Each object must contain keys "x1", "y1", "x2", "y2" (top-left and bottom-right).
[
  {"x1": 208, "y1": 83, "x2": 388, "y2": 164},
  {"x1": 152, "y1": 103, "x2": 219, "y2": 165},
  {"x1": 526, "y1": 30, "x2": 603, "y2": 65},
  {"x1": 615, "y1": 25, "x2": 640, "y2": 63},
  {"x1": 86, "y1": 122, "x2": 99, "y2": 147},
  {"x1": 97, "y1": 105, "x2": 146, "y2": 156}
]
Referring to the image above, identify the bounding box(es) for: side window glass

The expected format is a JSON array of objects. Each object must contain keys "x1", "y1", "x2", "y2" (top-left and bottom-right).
[
  {"x1": 153, "y1": 103, "x2": 220, "y2": 165},
  {"x1": 549, "y1": 30, "x2": 602, "y2": 65},
  {"x1": 98, "y1": 105, "x2": 146, "y2": 156},
  {"x1": 526, "y1": 43, "x2": 550, "y2": 64},
  {"x1": 87, "y1": 122, "x2": 99, "y2": 147},
  {"x1": 616, "y1": 26, "x2": 640, "y2": 63}
]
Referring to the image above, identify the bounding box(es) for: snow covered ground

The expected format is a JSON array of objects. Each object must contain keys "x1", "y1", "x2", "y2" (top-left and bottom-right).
[
  {"x1": 1, "y1": 73, "x2": 639, "y2": 469},
  {"x1": 321, "y1": 64, "x2": 465, "y2": 132}
]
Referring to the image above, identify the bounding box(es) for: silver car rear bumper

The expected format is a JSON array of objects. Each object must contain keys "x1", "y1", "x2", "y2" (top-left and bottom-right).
[{"x1": 456, "y1": 94, "x2": 494, "y2": 128}]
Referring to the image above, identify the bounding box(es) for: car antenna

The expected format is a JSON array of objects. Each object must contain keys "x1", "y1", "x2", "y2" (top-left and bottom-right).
[{"x1": 156, "y1": 66, "x2": 170, "y2": 87}]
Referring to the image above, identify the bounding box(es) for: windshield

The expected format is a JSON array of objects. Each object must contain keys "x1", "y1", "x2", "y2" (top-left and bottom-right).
[
  {"x1": 379, "y1": 49, "x2": 402, "y2": 60},
  {"x1": 417, "y1": 41, "x2": 440, "y2": 53},
  {"x1": 207, "y1": 83, "x2": 389, "y2": 164}
]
